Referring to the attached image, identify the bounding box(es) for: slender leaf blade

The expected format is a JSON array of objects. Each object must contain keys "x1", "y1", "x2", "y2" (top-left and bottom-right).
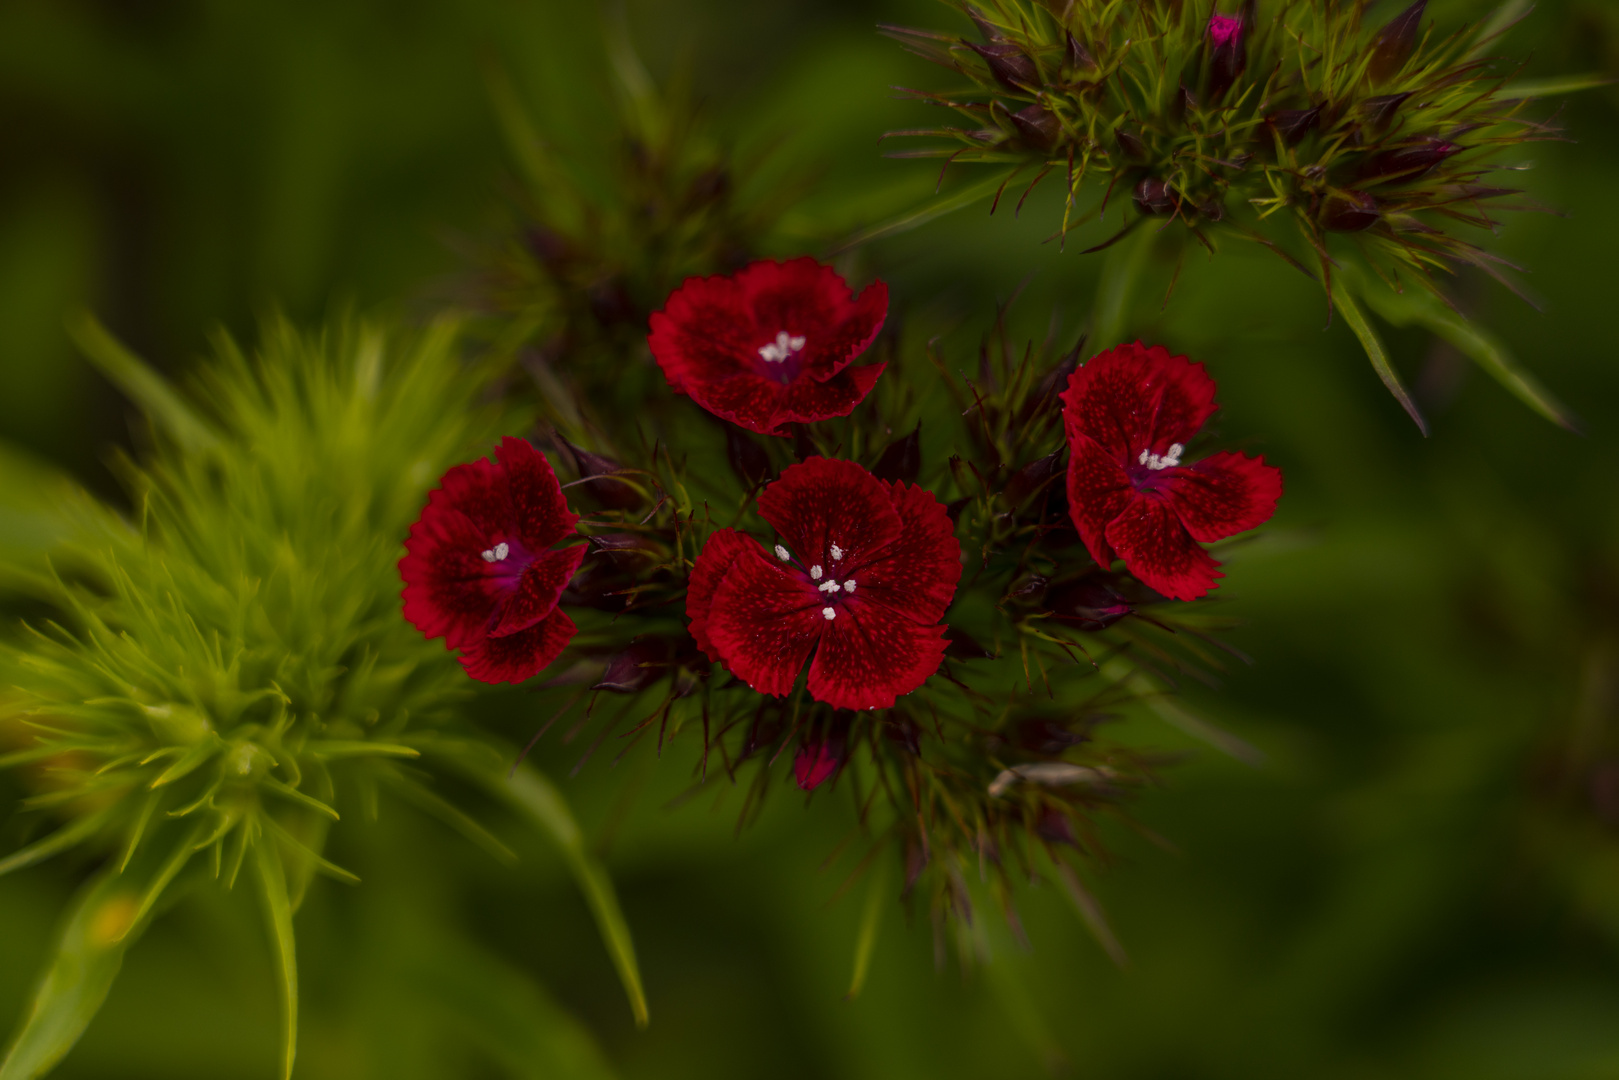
[
  {"x1": 1333, "y1": 284, "x2": 1429, "y2": 435},
  {"x1": 66, "y1": 314, "x2": 220, "y2": 454},
  {"x1": 254, "y1": 840, "x2": 299, "y2": 1080}
]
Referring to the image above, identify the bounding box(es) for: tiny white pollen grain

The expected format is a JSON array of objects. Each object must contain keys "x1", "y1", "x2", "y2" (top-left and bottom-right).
[
  {"x1": 844, "y1": 580, "x2": 856, "y2": 593},
  {"x1": 809, "y1": 565, "x2": 823, "y2": 580},
  {"x1": 1138, "y1": 449, "x2": 1150, "y2": 466},
  {"x1": 830, "y1": 543, "x2": 844, "y2": 561},
  {"x1": 822, "y1": 607, "x2": 836, "y2": 620},
  {"x1": 775, "y1": 544, "x2": 791, "y2": 562},
  {"x1": 818, "y1": 580, "x2": 841, "y2": 593}
]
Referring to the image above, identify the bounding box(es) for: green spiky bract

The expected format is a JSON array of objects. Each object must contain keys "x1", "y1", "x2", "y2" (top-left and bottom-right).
[
  {"x1": 0, "y1": 316, "x2": 644, "y2": 1079},
  {"x1": 881, "y1": 0, "x2": 1595, "y2": 430}
]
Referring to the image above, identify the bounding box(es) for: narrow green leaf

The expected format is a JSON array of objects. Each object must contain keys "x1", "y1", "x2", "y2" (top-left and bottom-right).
[
  {"x1": 380, "y1": 770, "x2": 517, "y2": 864},
  {"x1": 1100, "y1": 659, "x2": 1263, "y2": 764},
  {"x1": 1494, "y1": 73, "x2": 1616, "y2": 100},
  {"x1": 304, "y1": 740, "x2": 420, "y2": 761},
  {"x1": 117, "y1": 823, "x2": 203, "y2": 942},
  {"x1": 845, "y1": 862, "x2": 888, "y2": 1000},
  {"x1": 1333, "y1": 284, "x2": 1428, "y2": 435},
  {"x1": 254, "y1": 840, "x2": 299, "y2": 1080},
  {"x1": 1053, "y1": 861, "x2": 1129, "y2": 969},
  {"x1": 1357, "y1": 282, "x2": 1580, "y2": 432},
  {"x1": 505, "y1": 766, "x2": 649, "y2": 1028},
  {"x1": 1092, "y1": 220, "x2": 1155, "y2": 354},
  {"x1": 832, "y1": 171, "x2": 1018, "y2": 253},
  {"x1": 65, "y1": 313, "x2": 220, "y2": 454},
  {"x1": 0, "y1": 806, "x2": 115, "y2": 878}
]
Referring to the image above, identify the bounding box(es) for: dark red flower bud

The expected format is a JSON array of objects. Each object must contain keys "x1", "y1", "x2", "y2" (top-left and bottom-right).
[
  {"x1": 1017, "y1": 719, "x2": 1090, "y2": 755},
  {"x1": 683, "y1": 166, "x2": 730, "y2": 210},
  {"x1": 1206, "y1": 9, "x2": 1249, "y2": 101},
  {"x1": 872, "y1": 424, "x2": 922, "y2": 484},
  {"x1": 1361, "y1": 91, "x2": 1414, "y2": 129},
  {"x1": 1066, "y1": 30, "x2": 1097, "y2": 72},
  {"x1": 1369, "y1": 0, "x2": 1427, "y2": 83},
  {"x1": 793, "y1": 734, "x2": 844, "y2": 791},
  {"x1": 1011, "y1": 104, "x2": 1060, "y2": 151},
  {"x1": 1321, "y1": 190, "x2": 1381, "y2": 231},
  {"x1": 587, "y1": 277, "x2": 637, "y2": 328},
  {"x1": 967, "y1": 41, "x2": 1038, "y2": 91},
  {"x1": 1007, "y1": 571, "x2": 1049, "y2": 602},
  {"x1": 1046, "y1": 573, "x2": 1133, "y2": 630},
  {"x1": 943, "y1": 623, "x2": 994, "y2": 660},
  {"x1": 1133, "y1": 177, "x2": 1179, "y2": 215},
  {"x1": 1268, "y1": 106, "x2": 1320, "y2": 145},
  {"x1": 555, "y1": 435, "x2": 640, "y2": 509},
  {"x1": 1362, "y1": 138, "x2": 1462, "y2": 183},
  {"x1": 523, "y1": 227, "x2": 574, "y2": 273},
  {"x1": 1003, "y1": 448, "x2": 1064, "y2": 506},
  {"x1": 1115, "y1": 128, "x2": 1150, "y2": 161},
  {"x1": 1198, "y1": 197, "x2": 1226, "y2": 223},
  {"x1": 725, "y1": 424, "x2": 773, "y2": 487},
  {"x1": 1034, "y1": 806, "x2": 1076, "y2": 846},
  {"x1": 963, "y1": 4, "x2": 1003, "y2": 42},
  {"x1": 592, "y1": 637, "x2": 669, "y2": 694}
]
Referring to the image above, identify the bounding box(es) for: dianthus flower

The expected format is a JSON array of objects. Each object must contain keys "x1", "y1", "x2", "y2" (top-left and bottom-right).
[
  {"x1": 648, "y1": 258, "x2": 888, "y2": 436},
  {"x1": 1060, "y1": 343, "x2": 1282, "y2": 602},
  {"x1": 400, "y1": 436, "x2": 585, "y2": 683},
  {"x1": 687, "y1": 458, "x2": 960, "y2": 710}
]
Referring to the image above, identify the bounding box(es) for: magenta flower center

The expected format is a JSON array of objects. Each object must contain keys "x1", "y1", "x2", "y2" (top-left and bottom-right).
[
  {"x1": 1127, "y1": 442, "x2": 1185, "y2": 492},
  {"x1": 477, "y1": 536, "x2": 534, "y2": 588},
  {"x1": 774, "y1": 538, "x2": 858, "y2": 621},
  {"x1": 1208, "y1": 13, "x2": 1242, "y2": 46}
]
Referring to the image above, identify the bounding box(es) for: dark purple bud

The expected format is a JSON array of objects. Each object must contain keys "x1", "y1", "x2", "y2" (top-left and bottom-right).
[
  {"x1": 1011, "y1": 104, "x2": 1060, "y2": 151},
  {"x1": 1206, "y1": 7, "x2": 1249, "y2": 101},
  {"x1": 1177, "y1": 83, "x2": 1200, "y2": 118},
  {"x1": 1003, "y1": 448, "x2": 1064, "y2": 506},
  {"x1": 943, "y1": 624, "x2": 994, "y2": 660},
  {"x1": 1268, "y1": 106, "x2": 1320, "y2": 145},
  {"x1": 592, "y1": 638, "x2": 668, "y2": 694},
  {"x1": 1361, "y1": 91, "x2": 1414, "y2": 129},
  {"x1": 587, "y1": 277, "x2": 637, "y2": 328},
  {"x1": 1115, "y1": 128, "x2": 1150, "y2": 161},
  {"x1": 1007, "y1": 571, "x2": 1050, "y2": 602},
  {"x1": 523, "y1": 226, "x2": 574, "y2": 273},
  {"x1": 1369, "y1": 0, "x2": 1428, "y2": 83},
  {"x1": 589, "y1": 533, "x2": 658, "y2": 554},
  {"x1": 1133, "y1": 177, "x2": 1179, "y2": 215},
  {"x1": 1034, "y1": 806, "x2": 1076, "y2": 846},
  {"x1": 963, "y1": 4, "x2": 1004, "y2": 42},
  {"x1": 725, "y1": 424, "x2": 773, "y2": 486},
  {"x1": 872, "y1": 424, "x2": 922, "y2": 484},
  {"x1": 1016, "y1": 719, "x2": 1090, "y2": 755},
  {"x1": 556, "y1": 436, "x2": 640, "y2": 509},
  {"x1": 1362, "y1": 138, "x2": 1462, "y2": 183},
  {"x1": 944, "y1": 496, "x2": 970, "y2": 522},
  {"x1": 902, "y1": 833, "x2": 929, "y2": 896},
  {"x1": 884, "y1": 716, "x2": 923, "y2": 755},
  {"x1": 1066, "y1": 30, "x2": 1097, "y2": 72},
  {"x1": 967, "y1": 41, "x2": 1038, "y2": 91},
  {"x1": 1321, "y1": 190, "x2": 1381, "y2": 232},
  {"x1": 1197, "y1": 197, "x2": 1226, "y2": 223},
  {"x1": 1046, "y1": 573, "x2": 1133, "y2": 630},
  {"x1": 793, "y1": 738, "x2": 843, "y2": 791},
  {"x1": 683, "y1": 166, "x2": 730, "y2": 210}
]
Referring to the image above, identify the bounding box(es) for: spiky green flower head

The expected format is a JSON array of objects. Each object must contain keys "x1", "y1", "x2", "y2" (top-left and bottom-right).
[
  {"x1": 885, "y1": 0, "x2": 1595, "y2": 429},
  {"x1": 0, "y1": 317, "x2": 544, "y2": 1078}
]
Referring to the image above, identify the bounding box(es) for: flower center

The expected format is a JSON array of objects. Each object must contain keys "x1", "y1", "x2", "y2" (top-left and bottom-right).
[
  {"x1": 480, "y1": 542, "x2": 511, "y2": 563},
  {"x1": 1137, "y1": 443, "x2": 1184, "y2": 471},
  {"x1": 776, "y1": 540, "x2": 857, "y2": 613},
  {"x1": 758, "y1": 331, "x2": 807, "y2": 364}
]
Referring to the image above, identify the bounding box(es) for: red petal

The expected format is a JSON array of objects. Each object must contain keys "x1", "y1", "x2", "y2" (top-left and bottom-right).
[
  {"x1": 495, "y1": 436, "x2": 578, "y2": 551},
  {"x1": 400, "y1": 503, "x2": 504, "y2": 651},
  {"x1": 848, "y1": 480, "x2": 961, "y2": 625},
  {"x1": 687, "y1": 528, "x2": 755, "y2": 662},
  {"x1": 1060, "y1": 342, "x2": 1217, "y2": 461},
  {"x1": 1104, "y1": 495, "x2": 1223, "y2": 601},
  {"x1": 1064, "y1": 431, "x2": 1136, "y2": 569},
  {"x1": 1165, "y1": 451, "x2": 1283, "y2": 543},
  {"x1": 774, "y1": 363, "x2": 885, "y2": 431},
  {"x1": 430, "y1": 454, "x2": 509, "y2": 539},
  {"x1": 689, "y1": 371, "x2": 792, "y2": 435},
  {"x1": 648, "y1": 283, "x2": 765, "y2": 396},
  {"x1": 808, "y1": 601, "x2": 949, "y2": 710},
  {"x1": 459, "y1": 608, "x2": 577, "y2": 684},
  {"x1": 489, "y1": 544, "x2": 586, "y2": 638},
  {"x1": 703, "y1": 545, "x2": 825, "y2": 697},
  {"x1": 757, "y1": 458, "x2": 902, "y2": 573}
]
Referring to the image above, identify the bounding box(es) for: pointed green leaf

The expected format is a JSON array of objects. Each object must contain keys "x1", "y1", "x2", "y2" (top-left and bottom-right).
[
  {"x1": 845, "y1": 862, "x2": 888, "y2": 1000},
  {"x1": 254, "y1": 840, "x2": 299, "y2": 1080},
  {"x1": 1333, "y1": 284, "x2": 1429, "y2": 435},
  {"x1": 504, "y1": 766, "x2": 649, "y2": 1028},
  {"x1": 1494, "y1": 74, "x2": 1615, "y2": 100},
  {"x1": 66, "y1": 313, "x2": 220, "y2": 454},
  {"x1": 1357, "y1": 281, "x2": 1580, "y2": 432},
  {"x1": 1100, "y1": 659, "x2": 1263, "y2": 764},
  {"x1": 832, "y1": 171, "x2": 1018, "y2": 253},
  {"x1": 0, "y1": 807, "x2": 115, "y2": 879},
  {"x1": 1092, "y1": 221, "x2": 1155, "y2": 355}
]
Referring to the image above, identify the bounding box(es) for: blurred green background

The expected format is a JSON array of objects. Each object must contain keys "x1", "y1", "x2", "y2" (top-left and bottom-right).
[{"x1": 4, "y1": 0, "x2": 1619, "y2": 1076}]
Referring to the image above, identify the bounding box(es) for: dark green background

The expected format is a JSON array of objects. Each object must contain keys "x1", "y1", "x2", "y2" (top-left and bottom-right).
[{"x1": 3, "y1": 0, "x2": 1619, "y2": 1076}]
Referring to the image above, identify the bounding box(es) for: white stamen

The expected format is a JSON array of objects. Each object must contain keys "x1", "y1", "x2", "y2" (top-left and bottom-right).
[
  {"x1": 843, "y1": 580, "x2": 857, "y2": 593},
  {"x1": 1139, "y1": 443, "x2": 1186, "y2": 471},
  {"x1": 775, "y1": 544, "x2": 791, "y2": 562},
  {"x1": 830, "y1": 543, "x2": 844, "y2": 561},
  {"x1": 822, "y1": 606, "x2": 836, "y2": 620},
  {"x1": 809, "y1": 565, "x2": 823, "y2": 580},
  {"x1": 480, "y1": 542, "x2": 510, "y2": 563},
  {"x1": 818, "y1": 579, "x2": 841, "y2": 593},
  {"x1": 758, "y1": 330, "x2": 808, "y2": 363}
]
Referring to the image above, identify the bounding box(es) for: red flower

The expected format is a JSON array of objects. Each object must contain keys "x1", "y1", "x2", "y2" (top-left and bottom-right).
[
  {"x1": 400, "y1": 437, "x2": 586, "y2": 683},
  {"x1": 687, "y1": 458, "x2": 960, "y2": 711},
  {"x1": 1060, "y1": 343, "x2": 1282, "y2": 602},
  {"x1": 648, "y1": 258, "x2": 888, "y2": 436}
]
